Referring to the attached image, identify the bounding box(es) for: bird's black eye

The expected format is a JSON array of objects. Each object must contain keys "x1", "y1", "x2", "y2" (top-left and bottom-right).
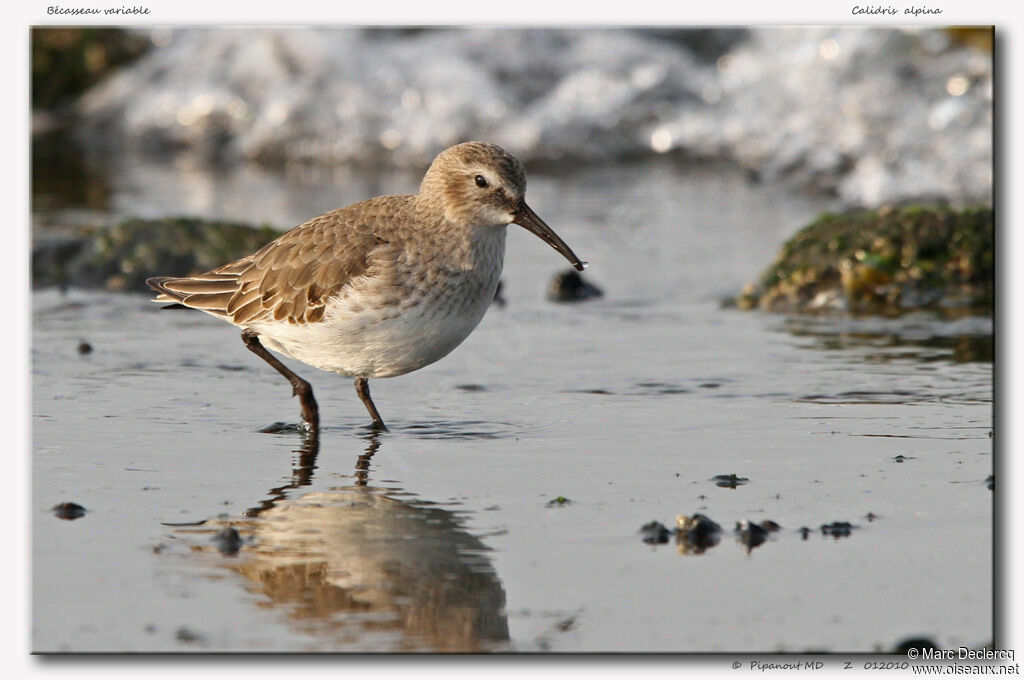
[{"x1": 474, "y1": 174, "x2": 489, "y2": 188}]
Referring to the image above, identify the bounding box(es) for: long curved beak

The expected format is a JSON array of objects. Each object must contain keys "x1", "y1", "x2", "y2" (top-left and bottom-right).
[{"x1": 514, "y1": 201, "x2": 586, "y2": 272}]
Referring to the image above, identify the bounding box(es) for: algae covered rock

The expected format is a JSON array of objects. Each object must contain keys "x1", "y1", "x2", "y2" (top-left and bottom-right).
[
  {"x1": 32, "y1": 217, "x2": 281, "y2": 292},
  {"x1": 734, "y1": 206, "x2": 992, "y2": 315},
  {"x1": 32, "y1": 28, "x2": 150, "y2": 112}
]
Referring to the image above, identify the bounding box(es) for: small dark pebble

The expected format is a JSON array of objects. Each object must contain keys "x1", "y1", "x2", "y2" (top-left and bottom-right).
[
  {"x1": 547, "y1": 269, "x2": 603, "y2": 303},
  {"x1": 635, "y1": 381, "x2": 689, "y2": 395},
  {"x1": 76, "y1": 341, "x2": 92, "y2": 355},
  {"x1": 258, "y1": 421, "x2": 301, "y2": 434},
  {"x1": 798, "y1": 527, "x2": 812, "y2": 540},
  {"x1": 546, "y1": 496, "x2": 571, "y2": 508},
  {"x1": 821, "y1": 521, "x2": 856, "y2": 538},
  {"x1": 639, "y1": 521, "x2": 671, "y2": 545},
  {"x1": 555, "y1": 616, "x2": 577, "y2": 632},
  {"x1": 52, "y1": 502, "x2": 86, "y2": 520},
  {"x1": 865, "y1": 512, "x2": 879, "y2": 522},
  {"x1": 893, "y1": 637, "x2": 940, "y2": 654},
  {"x1": 175, "y1": 627, "x2": 204, "y2": 644},
  {"x1": 455, "y1": 384, "x2": 487, "y2": 392},
  {"x1": 212, "y1": 527, "x2": 244, "y2": 556},
  {"x1": 735, "y1": 520, "x2": 769, "y2": 553},
  {"x1": 711, "y1": 474, "x2": 749, "y2": 489},
  {"x1": 636, "y1": 381, "x2": 690, "y2": 394},
  {"x1": 892, "y1": 454, "x2": 915, "y2": 463},
  {"x1": 676, "y1": 514, "x2": 722, "y2": 554}
]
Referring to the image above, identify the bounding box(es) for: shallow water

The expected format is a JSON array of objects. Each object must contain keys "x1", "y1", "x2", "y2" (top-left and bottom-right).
[{"x1": 31, "y1": 158, "x2": 992, "y2": 652}]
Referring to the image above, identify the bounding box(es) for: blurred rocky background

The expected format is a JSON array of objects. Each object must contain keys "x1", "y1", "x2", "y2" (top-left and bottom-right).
[{"x1": 34, "y1": 26, "x2": 992, "y2": 208}]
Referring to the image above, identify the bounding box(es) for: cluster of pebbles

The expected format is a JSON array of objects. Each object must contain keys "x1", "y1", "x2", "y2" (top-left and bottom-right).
[{"x1": 640, "y1": 514, "x2": 863, "y2": 554}]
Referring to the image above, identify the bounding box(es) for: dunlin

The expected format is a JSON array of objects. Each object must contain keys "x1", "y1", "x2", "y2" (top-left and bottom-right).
[{"x1": 147, "y1": 142, "x2": 585, "y2": 433}]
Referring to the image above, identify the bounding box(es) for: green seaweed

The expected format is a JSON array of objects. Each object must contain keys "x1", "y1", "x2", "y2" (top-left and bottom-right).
[
  {"x1": 736, "y1": 205, "x2": 993, "y2": 315},
  {"x1": 32, "y1": 217, "x2": 282, "y2": 292},
  {"x1": 32, "y1": 28, "x2": 150, "y2": 111}
]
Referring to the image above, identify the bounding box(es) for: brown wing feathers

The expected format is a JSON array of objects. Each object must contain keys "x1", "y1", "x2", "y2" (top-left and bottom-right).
[
  {"x1": 145, "y1": 202, "x2": 399, "y2": 326},
  {"x1": 148, "y1": 273, "x2": 238, "y2": 310}
]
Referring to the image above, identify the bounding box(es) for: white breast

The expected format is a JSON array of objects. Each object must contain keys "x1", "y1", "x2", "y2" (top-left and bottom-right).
[{"x1": 252, "y1": 228, "x2": 506, "y2": 379}]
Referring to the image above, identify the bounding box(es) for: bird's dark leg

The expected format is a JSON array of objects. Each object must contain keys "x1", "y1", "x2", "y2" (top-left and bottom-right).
[
  {"x1": 241, "y1": 330, "x2": 319, "y2": 433},
  {"x1": 355, "y1": 377, "x2": 388, "y2": 431}
]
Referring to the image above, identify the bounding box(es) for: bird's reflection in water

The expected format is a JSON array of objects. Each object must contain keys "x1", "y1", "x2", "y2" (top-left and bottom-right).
[{"x1": 189, "y1": 431, "x2": 509, "y2": 652}]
